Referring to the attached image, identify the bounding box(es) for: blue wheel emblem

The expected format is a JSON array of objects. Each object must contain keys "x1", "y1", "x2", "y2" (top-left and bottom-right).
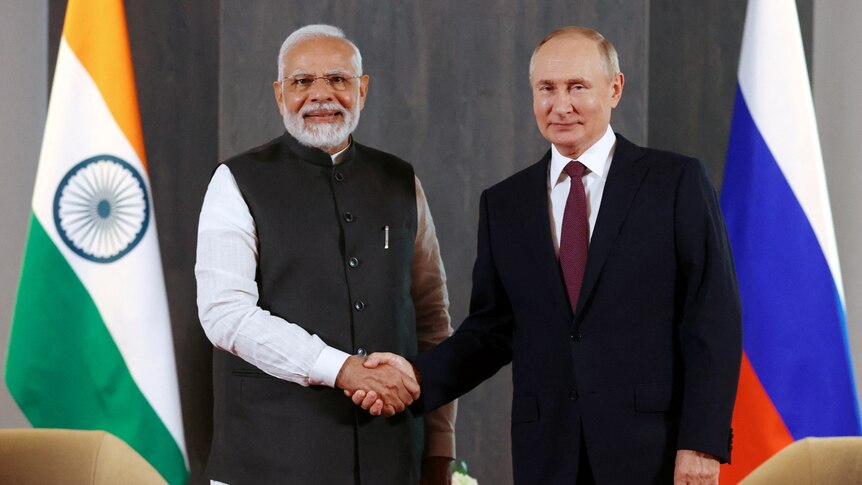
[{"x1": 53, "y1": 155, "x2": 150, "y2": 263}]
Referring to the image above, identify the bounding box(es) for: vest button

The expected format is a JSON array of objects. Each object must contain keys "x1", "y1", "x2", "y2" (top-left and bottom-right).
[
  {"x1": 353, "y1": 300, "x2": 366, "y2": 311},
  {"x1": 334, "y1": 171, "x2": 344, "y2": 182},
  {"x1": 356, "y1": 347, "x2": 368, "y2": 356},
  {"x1": 343, "y1": 212, "x2": 354, "y2": 223},
  {"x1": 348, "y1": 257, "x2": 360, "y2": 268}
]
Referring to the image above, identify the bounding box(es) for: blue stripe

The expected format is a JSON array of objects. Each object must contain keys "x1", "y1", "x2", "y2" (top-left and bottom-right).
[{"x1": 721, "y1": 85, "x2": 861, "y2": 438}]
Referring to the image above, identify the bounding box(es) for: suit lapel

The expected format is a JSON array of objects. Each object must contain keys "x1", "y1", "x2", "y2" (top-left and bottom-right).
[
  {"x1": 574, "y1": 135, "x2": 650, "y2": 319},
  {"x1": 519, "y1": 152, "x2": 572, "y2": 315}
]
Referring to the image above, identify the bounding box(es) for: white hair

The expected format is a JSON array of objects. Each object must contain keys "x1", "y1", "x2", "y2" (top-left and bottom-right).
[{"x1": 277, "y1": 24, "x2": 363, "y2": 80}]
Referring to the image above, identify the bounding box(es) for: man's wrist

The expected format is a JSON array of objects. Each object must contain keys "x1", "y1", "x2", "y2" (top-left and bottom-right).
[
  {"x1": 335, "y1": 355, "x2": 362, "y2": 390},
  {"x1": 312, "y1": 347, "x2": 351, "y2": 387},
  {"x1": 677, "y1": 449, "x2": 719, "y2": 460}
]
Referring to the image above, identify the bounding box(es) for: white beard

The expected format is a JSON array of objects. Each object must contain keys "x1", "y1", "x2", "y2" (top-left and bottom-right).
[{"x1": 283, "y1": 100, "x2": 360, "y2": 152}]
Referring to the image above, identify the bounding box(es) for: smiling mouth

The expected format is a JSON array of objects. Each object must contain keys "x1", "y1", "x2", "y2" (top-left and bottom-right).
[
  {"x1": 549, "y1": 121, "x2": 581, "y2": 128},
  {"x1": 303, "y1": 110, "x2": 343, "y2": 122}
]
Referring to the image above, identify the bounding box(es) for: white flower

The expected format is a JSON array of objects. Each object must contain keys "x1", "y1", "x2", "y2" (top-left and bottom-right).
[{"x1": 451, "y1": 471, "x2": 479, "y2": 485}]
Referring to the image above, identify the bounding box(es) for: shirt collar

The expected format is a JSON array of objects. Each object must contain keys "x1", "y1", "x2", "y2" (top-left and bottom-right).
[
  {"x1": 281, "y1": 132, "x2": 356, "y2": 167},
  {"x1": 331, "y1": 136, "x2": 352, "y2": 165},
  {"x1": 549, "y1": 125, "x2": 617, "y2": 186}
]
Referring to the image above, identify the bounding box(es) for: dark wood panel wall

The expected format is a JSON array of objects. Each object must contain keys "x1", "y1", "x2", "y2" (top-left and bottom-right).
[
  {"x1": 648, "y1": 0, "x2": 812, "y2": 187},
  {"x1": 46, "y1": 1, "x2": 810, "y2": 483}
]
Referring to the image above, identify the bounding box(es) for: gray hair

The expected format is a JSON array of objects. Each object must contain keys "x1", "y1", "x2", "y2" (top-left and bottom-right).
[
  {"x1": 529, "y1": 26, "x2": 620, "y2": 81},
  {"x1": 277, "y1": 24, "x2": 363, "y2": 80}
]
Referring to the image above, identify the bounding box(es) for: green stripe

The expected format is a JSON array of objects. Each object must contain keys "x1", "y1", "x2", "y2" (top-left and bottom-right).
[{"x1": 5, "y1": 214, "x2": 188, "y2": 485}]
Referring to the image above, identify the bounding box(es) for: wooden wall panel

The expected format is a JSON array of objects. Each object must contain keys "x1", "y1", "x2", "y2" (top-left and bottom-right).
[{"x1": 648, "y1": 0, "x2": 813, "y2": 187}]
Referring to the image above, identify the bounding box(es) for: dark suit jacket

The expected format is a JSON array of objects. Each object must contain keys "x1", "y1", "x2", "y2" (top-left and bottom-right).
[{"x1": 413, "y1": 135, "x2": 742, "y2": 484}]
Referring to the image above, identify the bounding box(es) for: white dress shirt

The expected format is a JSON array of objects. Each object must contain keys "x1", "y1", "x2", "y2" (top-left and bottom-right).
[
  {"x1": 548, "y1": 125, "x2": 618, "y2": 253},
  {"x1": 197, "y1": 146, "x2": 456, "y2": 483}
]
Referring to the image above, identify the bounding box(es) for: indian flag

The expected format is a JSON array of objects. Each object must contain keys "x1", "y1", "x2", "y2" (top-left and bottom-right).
[{"x1": 4, "y1": 0, "x2": 188, "y2": 483}]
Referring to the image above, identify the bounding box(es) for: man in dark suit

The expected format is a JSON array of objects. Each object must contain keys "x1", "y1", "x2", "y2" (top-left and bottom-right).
[{"x1": 353, "y1": 26, "x2": 742, "y2": 484}]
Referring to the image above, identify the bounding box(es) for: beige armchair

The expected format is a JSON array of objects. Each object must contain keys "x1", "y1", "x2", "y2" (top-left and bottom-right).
[
  {"x1": 740, "y1": 436, "x2": 862, "y2": 484},
  {"x1": 0, "y1": 428, "x2": 167, "y2": 485}
]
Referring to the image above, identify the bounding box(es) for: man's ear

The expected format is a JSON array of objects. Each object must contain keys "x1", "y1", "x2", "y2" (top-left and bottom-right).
[
  {"x1": 610, "y1": 72, "x2": 624, "y2": 108},
  {"x1": 358, "y1": 74, "x2": 370, "y2": 111}
]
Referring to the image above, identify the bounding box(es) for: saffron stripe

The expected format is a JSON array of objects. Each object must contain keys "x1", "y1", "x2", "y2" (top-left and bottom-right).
[{"x1": 61, "y1": 0, "x2": 147, "y2": 168}]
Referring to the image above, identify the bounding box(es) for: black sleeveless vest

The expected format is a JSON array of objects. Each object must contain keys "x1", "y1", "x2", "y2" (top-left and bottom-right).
[{"x1": 207, "y1": 133, "x2": 423, "y2": 485}]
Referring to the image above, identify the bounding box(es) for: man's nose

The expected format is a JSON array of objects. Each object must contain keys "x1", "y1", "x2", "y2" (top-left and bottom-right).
[
  {"x1": 551, "y1": 93, "x2": 574, "y2": 115},
  {"x1": 308, "y1": 78, "x2": 335, "y2": 102}
]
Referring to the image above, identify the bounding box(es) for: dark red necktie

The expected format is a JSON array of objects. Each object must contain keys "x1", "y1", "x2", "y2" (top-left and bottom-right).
[{"x1": 559, "y1": 161, "x2": 588, "y2": 313}]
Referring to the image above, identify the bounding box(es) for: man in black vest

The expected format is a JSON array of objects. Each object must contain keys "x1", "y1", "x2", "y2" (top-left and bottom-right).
[{"x1": 196, "y1": 24, "x2": 455, "y2": 485}]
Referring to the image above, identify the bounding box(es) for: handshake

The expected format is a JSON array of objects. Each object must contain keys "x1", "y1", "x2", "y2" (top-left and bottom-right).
[{"x1": 335, "y1": 352, "x2": 419, "y2": 417}]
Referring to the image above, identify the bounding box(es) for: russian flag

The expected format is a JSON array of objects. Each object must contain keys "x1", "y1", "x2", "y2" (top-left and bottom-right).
[{"x1": 719, "y1": 1, "x2": 861, "y2": 482}]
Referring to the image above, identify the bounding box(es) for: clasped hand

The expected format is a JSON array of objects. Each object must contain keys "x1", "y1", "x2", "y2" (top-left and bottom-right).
[{"x1": 336, "y1": 353, "x2": 418, "y2": 416}]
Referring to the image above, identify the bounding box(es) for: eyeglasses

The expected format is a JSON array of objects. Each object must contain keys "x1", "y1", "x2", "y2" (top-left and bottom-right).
[{"x1": 281, "y1": 74, "x2": 361, "y2": 92}]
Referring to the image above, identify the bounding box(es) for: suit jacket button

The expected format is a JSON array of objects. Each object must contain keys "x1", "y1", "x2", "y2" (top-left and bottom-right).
[
  {"x1": 343, "y1": 212, "x2": 355, "y2": 223},
  {"x1": 570, "y1": 391, "x2": 579, "y2": 401},
  {"x1": 356, "y1": 347, "x2": 368, "y2": 356},
  {"x1": 348, "y1": 257, "x2": 360, "y2": 268},
  {"x1": 334, "y1": 171, "x2": 344, "y2": 182},
  {"x1": 353, "y1": 300, "x2": 366, "y2": 311}
]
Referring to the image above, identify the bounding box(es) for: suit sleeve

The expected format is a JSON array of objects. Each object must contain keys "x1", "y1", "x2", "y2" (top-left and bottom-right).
[
  {"x1": 411, "y1": 190, "x2": 516, "y2": 415},
  {"x1": 673, "y1": 159, "x2": 743, "y2": 462}
]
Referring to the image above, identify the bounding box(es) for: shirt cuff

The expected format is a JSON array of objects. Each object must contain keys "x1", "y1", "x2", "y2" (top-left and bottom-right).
[{"x1": 308, "y1": 346, "x2": 351, "y2": 387}]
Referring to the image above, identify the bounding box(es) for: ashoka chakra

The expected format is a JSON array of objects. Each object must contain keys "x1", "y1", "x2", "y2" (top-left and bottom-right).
[{"x1": 53, "y1": 155, "x2": 150, "y2": 263}]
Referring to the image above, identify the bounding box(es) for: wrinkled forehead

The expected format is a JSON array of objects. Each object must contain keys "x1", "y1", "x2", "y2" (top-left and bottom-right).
[{"x1": 283, "y1": 37, "x2": 357, "y2": 75}]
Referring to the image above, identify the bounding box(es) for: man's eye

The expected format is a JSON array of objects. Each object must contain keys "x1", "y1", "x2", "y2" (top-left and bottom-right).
[
  {"x1": 539, "y1": 85, "x2": 554, "y2": 92},
  {"x1": 327, "y1": 76, "x2": 347, "y2": 84},
  {"x1": 293, "y1": 77, "x2": 314, "y2": 86}
]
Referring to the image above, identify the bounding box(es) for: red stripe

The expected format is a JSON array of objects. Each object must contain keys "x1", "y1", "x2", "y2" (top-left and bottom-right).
[{"x1": 719, "y1": 352, "x2": 794, "y2": 484}]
